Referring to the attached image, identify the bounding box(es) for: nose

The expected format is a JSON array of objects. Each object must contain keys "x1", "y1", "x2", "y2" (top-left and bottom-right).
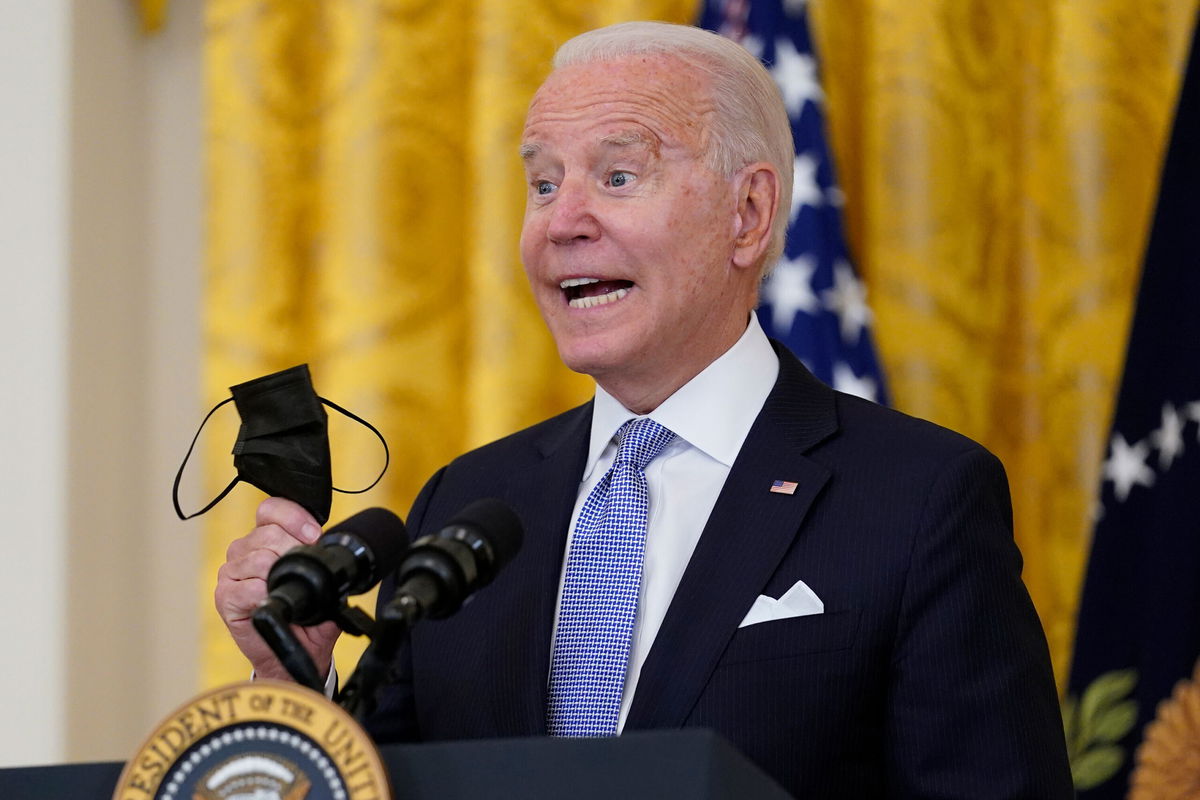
[{"x1": 545, "y1": 178, "x2": 601, "y2": 245}]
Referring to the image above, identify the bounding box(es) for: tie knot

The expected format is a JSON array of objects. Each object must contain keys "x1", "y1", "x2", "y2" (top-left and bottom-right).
[{"x1": 614, "y1": 418, "x2": 675, "y2": 471}]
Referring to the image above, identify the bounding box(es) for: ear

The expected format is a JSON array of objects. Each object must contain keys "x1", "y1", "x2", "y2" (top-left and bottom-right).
[{"x1": 731, "y1": 163, "x2": 781, "y2": 271}]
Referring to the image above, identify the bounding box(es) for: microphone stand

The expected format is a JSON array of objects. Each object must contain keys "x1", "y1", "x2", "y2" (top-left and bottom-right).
[
  {"x1": 324, "y1": 498, "x2": 522, "y2": 721},
  {"x1": 337, "y1": 574, "x2": 439, "y2": 724},
  {"x1": 252, "y1": 598, "x2": 379, "y2": 695}
]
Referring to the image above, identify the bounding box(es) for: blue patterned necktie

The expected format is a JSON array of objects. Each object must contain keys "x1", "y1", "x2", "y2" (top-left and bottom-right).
[{"x1": 546, "y1": 417, "x2": 677, "y2": 737}]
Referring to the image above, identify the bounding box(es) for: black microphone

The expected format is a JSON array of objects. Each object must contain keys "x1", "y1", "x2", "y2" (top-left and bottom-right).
[
  {"x1": 382, "y1": 498, "x2": 523, "y2": 626},
  {"x1": 338, "y1": 498, "x2": 523, "y2": 719},
  {"x1": 252, "y1": 507, "x2": 407, "y2": 691},
  {"x1": 259, "y1": 506, "x2": 409, "y2": 626}
]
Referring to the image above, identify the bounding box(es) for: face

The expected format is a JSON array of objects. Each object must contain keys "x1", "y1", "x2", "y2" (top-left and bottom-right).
[{"x1": 519, "y1": 55, "x2": 760, "y2": 409}]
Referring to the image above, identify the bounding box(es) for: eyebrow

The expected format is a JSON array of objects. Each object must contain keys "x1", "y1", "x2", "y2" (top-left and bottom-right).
[
  {"x1": 518, "y1": 131, "x2": 653, "y2": 161},
  {"x1": 599, "y1": 131, "x2": 651, "y2": 149}
]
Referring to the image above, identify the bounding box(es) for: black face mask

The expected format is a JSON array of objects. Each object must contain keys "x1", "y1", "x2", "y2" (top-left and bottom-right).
[{"x1": 173, "y1": 364, "x2": 389, "y2": 525}]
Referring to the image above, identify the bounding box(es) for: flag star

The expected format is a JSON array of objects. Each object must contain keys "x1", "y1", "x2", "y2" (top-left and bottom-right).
[
  {"x1": 771, "y1": 36, "x2": 823, "y2": 116},
  {"x1": 1103, "y1": 433, "x2": 1155, "y2": 502},
  {"x1": 791, "y1": 153, "x2": 823, "y2": 221},
  {"x1": 784, "y1": 0, "x2": 810, "y2": 15},
  {"x1": 832, "y1": 362, "x2": 878, "y2": 402},
  {"x1": 821, "y1": 259, "x2": 872, "y2": 344},
  {"x1": 762, "y1": 255, "x2": 819, "y2": 332},
  {"x1": 1150, "y1": 403, "x2": 1186, "y2": 469}
]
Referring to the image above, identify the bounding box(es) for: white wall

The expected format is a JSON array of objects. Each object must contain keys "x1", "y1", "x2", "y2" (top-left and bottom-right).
[
  {"x1": 0, "y1": 0, "x2": 72, "y2": 766},
  {"x1": 0, "y1": 0, "x2": 203, "y2": 766}
]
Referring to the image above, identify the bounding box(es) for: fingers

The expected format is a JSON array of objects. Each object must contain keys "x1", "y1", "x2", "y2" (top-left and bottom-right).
[
  {"x1": 217, "y1": 498, "x2": 324, "y2": 622},
  {"x1": 214, "y1": 498, "x2": 346, "y2": 679},
  {"x1": 219, "y1": 547, "x2": 279, "y2": 583},
  {"x1": 255, "y1": 497, "x2": 322, "y2": 543},
  {"x1": 225, "y1": 524, "x2": 305, "y2": 563},
  {"x1": 226, "y1": 499, "x2": 323, "y2": 561},
  {"x1": 213, "y1": 566, "x2": 265, "y2": 622}
]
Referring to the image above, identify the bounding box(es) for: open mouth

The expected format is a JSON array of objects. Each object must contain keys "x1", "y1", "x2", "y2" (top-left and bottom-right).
[{"x1": 560, "y1": 277, "x2": 634, "y2": 309}]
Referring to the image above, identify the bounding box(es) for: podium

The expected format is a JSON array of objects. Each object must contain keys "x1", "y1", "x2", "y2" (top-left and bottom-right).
[{"x1": 0, "y1": 729, "x2": 793, "y2": 799}]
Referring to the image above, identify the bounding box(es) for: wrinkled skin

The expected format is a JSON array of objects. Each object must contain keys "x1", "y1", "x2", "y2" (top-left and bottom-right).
[{"x1": 520, "y1": 54, "x2": 779, "y2": 413}]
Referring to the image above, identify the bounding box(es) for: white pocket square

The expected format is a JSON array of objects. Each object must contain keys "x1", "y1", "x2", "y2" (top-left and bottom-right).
[{"x1": 738, "y1": 579, "x2": 824, "y2": 628}]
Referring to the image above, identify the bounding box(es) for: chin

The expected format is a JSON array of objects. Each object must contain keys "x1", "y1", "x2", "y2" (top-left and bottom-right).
[
  {"x1": 557, "y1": 350, "x2": 614, "y2": 378},
  {"x1": 554, "y1": 338, "x2": 630, "y2": 379}
]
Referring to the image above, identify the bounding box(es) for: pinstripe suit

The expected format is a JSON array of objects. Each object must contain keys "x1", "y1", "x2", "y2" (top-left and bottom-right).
[{"x1": 367, "y1": 344, "x2": 1073, "y2": 798}]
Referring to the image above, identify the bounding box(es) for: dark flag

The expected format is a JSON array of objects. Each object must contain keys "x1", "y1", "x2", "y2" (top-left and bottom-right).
[
  {"x1": 700, "y1": 0, "x2": 889, "y2": 404},
  {"x1": 1066, "y1": 15, "x2": 1200, "y2": 797}
]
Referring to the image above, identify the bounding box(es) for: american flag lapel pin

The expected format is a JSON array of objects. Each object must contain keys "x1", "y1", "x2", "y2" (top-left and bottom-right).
[{"x1": 770, "y1": 480, "x2": 799, "y2": 495}]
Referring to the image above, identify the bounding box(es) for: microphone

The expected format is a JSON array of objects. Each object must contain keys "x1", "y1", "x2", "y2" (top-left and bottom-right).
[
  {"x1": 339, "y1": 498, "x2": 523, "y2": 719},
  {"x1": 382, "y1": 498, "x2": 523, "y2": 626},
  {"x1": 252, "y1": 507, "x2": 407, "y2": 691},
  {"x1": 259, "y1": 507, "x2": 409, "y2": 626}
]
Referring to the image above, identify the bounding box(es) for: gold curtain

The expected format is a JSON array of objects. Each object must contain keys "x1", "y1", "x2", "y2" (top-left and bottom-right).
[
  {"x1": 813, "y1": 0, "x2": 1199, "y2": 688},
  {"x1": 200, "y1": 0, "x2": 697, "y2": 688},
  {"x1": 201, "y1": 0, "x2": 1198, "y2": 691}
]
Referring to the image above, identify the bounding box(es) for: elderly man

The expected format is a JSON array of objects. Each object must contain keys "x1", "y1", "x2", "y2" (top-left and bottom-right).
[{"x1": 217, "y1": 21, "x2": 1073, "y2": 798}]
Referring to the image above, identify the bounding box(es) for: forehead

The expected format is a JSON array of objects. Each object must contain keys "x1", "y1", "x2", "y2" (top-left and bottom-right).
[{"x1": 522, "y1": 55, "x2": 715, "y2": 153}]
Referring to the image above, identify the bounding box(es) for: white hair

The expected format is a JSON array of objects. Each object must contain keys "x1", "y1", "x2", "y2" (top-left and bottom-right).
[{"x1": 553, "y1": 21, "x2": 794, "y2": 268}]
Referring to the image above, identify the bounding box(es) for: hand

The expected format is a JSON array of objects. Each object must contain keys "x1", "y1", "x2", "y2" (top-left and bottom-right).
[{"x1": 215, "y1": 497, "x2": 341, "y2": 682}]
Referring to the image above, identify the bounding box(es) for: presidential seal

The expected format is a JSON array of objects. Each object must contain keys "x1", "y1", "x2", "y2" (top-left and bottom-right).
[{"x1": 112, "y1": 680, "x2": 390, "y2": 800}]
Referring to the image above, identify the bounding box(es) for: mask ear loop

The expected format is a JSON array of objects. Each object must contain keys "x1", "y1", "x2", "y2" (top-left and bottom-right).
[
  {"x1": 320, "y1": 398, "x2": 390, "y2": 495},
  {"x1": 173, "y1": 397, "x2": 241, "y2": 520}
]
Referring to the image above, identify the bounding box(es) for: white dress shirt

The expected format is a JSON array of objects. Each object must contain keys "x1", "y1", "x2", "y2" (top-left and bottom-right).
[{"x1": 552, "y1": 314, "x2": 779, "y2": 731}]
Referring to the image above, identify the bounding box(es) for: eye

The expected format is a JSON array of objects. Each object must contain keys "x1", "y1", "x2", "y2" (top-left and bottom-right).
[
  {"x1": 535, "y1": 180, "x2": 557, "y2": 196},
  {"x1": 608, "y1": 171, "x2": 635, "y2": 188}
]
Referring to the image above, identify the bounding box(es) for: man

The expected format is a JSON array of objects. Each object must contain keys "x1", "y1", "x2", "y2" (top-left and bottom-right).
[{"x1": 217, "y1": 21, "x2": 1073, "y2": 798}]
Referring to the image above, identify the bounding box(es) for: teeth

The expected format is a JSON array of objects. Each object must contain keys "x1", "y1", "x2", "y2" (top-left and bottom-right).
[
  {"x1": 560, "y1": 277, "x2": 601, "y2": 288},
  {"x1": 568, "y1": 287, "x2": 629, "y2": 309}
]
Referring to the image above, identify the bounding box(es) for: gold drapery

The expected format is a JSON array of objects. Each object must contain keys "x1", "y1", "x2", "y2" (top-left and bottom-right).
[
  {"x1": 813, "y1": 0, "x2": 1198, "y2": 688},
  {"x1": 201, "y1": 0, "x2": 1198, "y2": 691}
]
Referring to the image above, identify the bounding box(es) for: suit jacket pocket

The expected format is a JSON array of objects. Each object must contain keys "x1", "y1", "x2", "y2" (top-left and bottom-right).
[{"x1": 719, "y1": 608, "x2": 861, "y2": 666}]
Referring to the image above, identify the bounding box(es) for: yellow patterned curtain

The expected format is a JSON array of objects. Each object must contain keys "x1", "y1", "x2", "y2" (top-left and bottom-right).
[
  {"x1": 201, "y1": 0, "x2": 697, "y2": 688},
  {"x1": 813, "y1": 0, "x2": 1199, "y2": 687},
  {"x1": 201, "y1": 0, "x2": 1198, "y2": 691}
]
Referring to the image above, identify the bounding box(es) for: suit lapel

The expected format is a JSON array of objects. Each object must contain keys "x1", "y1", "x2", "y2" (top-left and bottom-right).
[
  {"x1": 486, "y1": 403, "x2": 591, "y2": 737},
  {"x1": 626, "y1": 348, "x2": 837, "y2": 729}
]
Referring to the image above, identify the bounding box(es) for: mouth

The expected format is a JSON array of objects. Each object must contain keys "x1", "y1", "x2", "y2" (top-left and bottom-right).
[{"x1": 560, "y1": 277, "x2": 634, "y2": 309}]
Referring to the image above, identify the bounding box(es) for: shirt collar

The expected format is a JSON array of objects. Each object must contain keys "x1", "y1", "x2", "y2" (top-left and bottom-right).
[{"x1": 583, "y1": 314, "x2": 780, "y2": 479}]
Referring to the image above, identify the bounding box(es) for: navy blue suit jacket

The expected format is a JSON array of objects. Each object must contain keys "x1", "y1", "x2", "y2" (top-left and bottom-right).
[{"x1": 367, "y1": 345, "x2": 1073, "y2": 798}]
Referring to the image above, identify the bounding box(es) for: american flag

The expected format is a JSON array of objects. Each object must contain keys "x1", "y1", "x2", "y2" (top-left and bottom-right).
[{"x1": 700, "y1": 0, "x2": 889, "y2": 404}]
